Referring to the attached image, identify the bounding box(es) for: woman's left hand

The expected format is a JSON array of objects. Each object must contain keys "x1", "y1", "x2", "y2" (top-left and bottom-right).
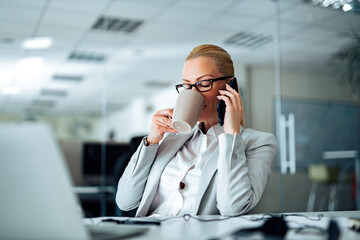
[{"x1": 217, "y1": 84, "x2": 244, "y2": 135}]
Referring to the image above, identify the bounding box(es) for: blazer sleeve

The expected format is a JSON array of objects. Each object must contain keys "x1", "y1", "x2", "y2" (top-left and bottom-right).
[
  {"x1": 115, "y1": 139, "x2": 159, "y2": 211},
  {"x1": 216, "y1": 130, "x2": 277, "y2": 216}
]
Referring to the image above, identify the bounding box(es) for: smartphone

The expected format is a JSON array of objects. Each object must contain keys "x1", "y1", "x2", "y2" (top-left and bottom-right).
[{"x1": 217, "y1": 77, "x2": 239, "y2": 126}]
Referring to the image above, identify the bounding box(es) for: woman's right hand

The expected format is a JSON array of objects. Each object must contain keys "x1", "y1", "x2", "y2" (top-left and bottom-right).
[{"x1": 146, "y1": 108, "x2": 177, "y2": 145}]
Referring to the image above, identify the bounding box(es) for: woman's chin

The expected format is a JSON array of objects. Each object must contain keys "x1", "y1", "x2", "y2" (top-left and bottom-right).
[{"x1": 198, "y1": 111, "x2": 211, "y2": 123}]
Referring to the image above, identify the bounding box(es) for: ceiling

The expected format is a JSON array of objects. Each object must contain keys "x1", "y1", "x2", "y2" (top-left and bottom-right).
[{"x1": 0, "y1": 0, "x2": 359, "y2": 117}]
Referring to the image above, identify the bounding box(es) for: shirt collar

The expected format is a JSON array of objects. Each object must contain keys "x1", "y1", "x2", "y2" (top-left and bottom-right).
[
  {"x1": 195, "y1": 122, "x2": 245, "y2": 137},
  {"x1": 193, "y1": 122, "x2": 224, "y2": 142}
]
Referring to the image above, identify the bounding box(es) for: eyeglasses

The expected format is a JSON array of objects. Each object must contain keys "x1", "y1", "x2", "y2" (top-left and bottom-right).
[{"x1": 175, "y1": 76, "x2": 232, "y2": 93}]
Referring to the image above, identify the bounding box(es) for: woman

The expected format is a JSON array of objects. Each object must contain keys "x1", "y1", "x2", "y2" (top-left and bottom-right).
[{"x1": 116, "y1": 44, "x2": 277, "y2": 217}]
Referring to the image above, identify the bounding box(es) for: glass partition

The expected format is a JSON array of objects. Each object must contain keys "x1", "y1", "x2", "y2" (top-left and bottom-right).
[
  {"x1": 1, "y1": 0, "x2": 357, "y2": 217},
  {"x1": 274, "y1": 0, "x2": 360, "y2": 212}
]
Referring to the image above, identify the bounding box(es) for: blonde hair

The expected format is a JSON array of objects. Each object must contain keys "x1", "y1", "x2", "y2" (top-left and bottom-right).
[{"x1": 186, "y1": 44, "x2": 234, "y2": 77}]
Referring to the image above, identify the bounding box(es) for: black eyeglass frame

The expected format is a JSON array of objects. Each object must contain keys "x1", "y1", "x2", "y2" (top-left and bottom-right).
[{"x1": 175, "y1": 76, "x2": 232, "y2": 93}]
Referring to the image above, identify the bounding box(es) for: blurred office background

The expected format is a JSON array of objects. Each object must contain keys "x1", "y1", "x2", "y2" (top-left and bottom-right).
[{"x1": 1, "y1": 0, "x2": 359, "y2": 216}]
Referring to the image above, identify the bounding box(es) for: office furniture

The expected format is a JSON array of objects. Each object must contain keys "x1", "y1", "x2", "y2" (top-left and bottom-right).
[
  {"x1": 80, "y1": 142, "x2": 130, "y2": 216},
  {"x1": 86, "y1": 211, "x2": 360, "y2": 240},
  {"x1": 307, "y1": 164, "x2": 340, "y2": 211},
  {"x1": 60, "y1": 140, "x2": 132, "y2": 217},
  {"x1": 323, "y1": 151, "x2": 360, "y2": 210}
]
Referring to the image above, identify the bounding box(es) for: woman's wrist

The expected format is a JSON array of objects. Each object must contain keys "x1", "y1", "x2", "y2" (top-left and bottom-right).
[
  {"x1": 224, "y1": 127, "x2": 240, "y2": 136},
  {"x1": 144, "y1": 136, "x2": 159, "y2": 146}
]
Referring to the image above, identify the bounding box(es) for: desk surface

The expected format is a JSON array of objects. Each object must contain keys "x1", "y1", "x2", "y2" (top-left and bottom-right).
[{"x1": 86, "y1": 211, "x2": 360, "y2": 240}]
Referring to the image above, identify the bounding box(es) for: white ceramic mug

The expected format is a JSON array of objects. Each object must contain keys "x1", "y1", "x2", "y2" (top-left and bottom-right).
[{"x1": 172, "y1": 90, "x2": 205, "y2": 133}]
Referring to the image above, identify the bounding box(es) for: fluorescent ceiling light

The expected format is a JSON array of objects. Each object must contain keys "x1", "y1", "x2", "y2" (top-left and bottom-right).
[
  {"x1": 23, "y1": 37, "x2": 52, "y2": 49},
  {"x1": 18, "y1": 57, "x2": 44, "y2": 73},
  {"x1": 333, "y1": 2, "x2": 341, "y2": 8},
  {"x1": 342, "y1": 3, "x2": 352, "y2": 11},
  {"x1": 0, "y1": 71, "x2": 14, "y2": 85},
  {"x1": 322, "y1": 0, "x2": 330, "y2": 7},
  {"x1": 1, "y1": 86, "x2": 20, "y2": 95}
]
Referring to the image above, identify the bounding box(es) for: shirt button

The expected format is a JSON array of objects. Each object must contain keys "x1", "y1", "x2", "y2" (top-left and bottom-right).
[
  {"x1": 179, "y1": 181, "x2": 185, "y2": 190},
  {"x1": 232, "y1": 153, "x2": 238, "y2": 160}
]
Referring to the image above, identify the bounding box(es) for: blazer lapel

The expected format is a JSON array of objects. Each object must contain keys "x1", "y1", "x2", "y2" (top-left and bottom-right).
[
  {"x1": 136, "y1": 131, "x2": 193, "y2": 216},
  {"x1": 194, "y1": 126, "x2": 243, "y2": 213},
  {"x1": 193, "y1": 149, "x2": 218, "y2": 213}
]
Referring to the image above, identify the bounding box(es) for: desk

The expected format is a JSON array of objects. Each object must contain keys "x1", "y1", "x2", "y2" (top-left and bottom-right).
[{"x1": 86, "y1": 211, "x2": 360, "y2": 240}]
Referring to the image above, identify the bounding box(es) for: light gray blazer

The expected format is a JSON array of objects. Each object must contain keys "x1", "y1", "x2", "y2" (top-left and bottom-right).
[{"x1": 116, "y1": 127, "x2": 277, "y2": 217}]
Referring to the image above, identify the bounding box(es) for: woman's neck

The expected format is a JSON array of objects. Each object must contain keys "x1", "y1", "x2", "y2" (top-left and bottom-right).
[{"x1": 201, "y1": 119, "x2": 219, "y2": 134}]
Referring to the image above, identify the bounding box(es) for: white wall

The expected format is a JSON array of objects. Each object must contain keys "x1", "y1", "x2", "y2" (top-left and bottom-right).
[{"x1": 105, "y1": 87, "x2": 178, "y2": 142}]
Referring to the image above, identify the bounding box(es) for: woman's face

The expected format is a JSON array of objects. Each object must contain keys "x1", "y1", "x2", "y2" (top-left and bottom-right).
[{"x1": 182, "y1": 56, "x2": 229, "y2": 126}]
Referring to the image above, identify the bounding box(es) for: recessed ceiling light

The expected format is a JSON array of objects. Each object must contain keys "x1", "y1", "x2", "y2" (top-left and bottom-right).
[
  {"x1": 322, "y1": 0, "x2": 330, "y2": 7},
  {"x1": 23, "y1": 37, "x2": 53, "y2": 49},
  {"x1": 333, "y1": 2, "x2": 341, "y2": 8},
  {"x1": 18, "y1": 57, "x2": 44, "y2": 73},
  {"x1": 343, "y1": 3, "x2": 353, "y2": 11},
  {"x1": 309, "y1": 0, "x2": 357, "y2": 13}
]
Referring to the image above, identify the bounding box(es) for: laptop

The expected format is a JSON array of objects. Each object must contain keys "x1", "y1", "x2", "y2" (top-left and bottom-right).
[{"x1": 0, "y1": 123, "x2": 148, "y2": 240}]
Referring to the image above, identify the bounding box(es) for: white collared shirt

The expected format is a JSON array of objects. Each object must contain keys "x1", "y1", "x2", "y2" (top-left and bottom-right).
[{"x1": 148, "y1": 123, "x2": 224, "y2": 216}]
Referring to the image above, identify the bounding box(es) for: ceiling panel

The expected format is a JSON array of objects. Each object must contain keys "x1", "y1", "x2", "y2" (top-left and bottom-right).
[
  {"x1": 287, "y1": 24, "x2": 353, "y2": 46},
  {"x1": 0, "y1": 43, "x2": 24, "y2": 58},
  {"x1": 106, "y1": 0, "x2": 166, "y2": 21},
  {"x1": 36, "y1": 24, "x2": 85, "y2": 41},
  {"x1": 0, "y1": 21, "x2": 36, "y2": 39},
  {"x1": 0, "y1": 0, "x2": 47, "y2": 7},
  {"x1": 0, "y1": 4, "x2": 43, "y2": 23},
  {"x1": 228, "y1": 0, "x2": 305, "y2": 18},
  {"x1": 53, "y1": 62, "x2": 100, "y2": 79},
  {"x1": 79, "y1": 31, "x2": 132, "y2": 53},
  {"x1": 155, "y1": 5, "x2": 218, "y2": 27},
  {"x1": 129, "y1": 20, "x2": 200, "y2": 48},
  {"x1": 228, "y1": 0, "x2": 276, "y2": 18},
  {"x1": 252, "y1": 17, "x2": 306, "y2": 37},
  {"x1": 319, "y1": 11, "x2": 360, "y2": 33},
  {"x1": 175, "y1": 0, "x2": 235, "y2": 11},
  {"x1": 206, "y1": 12, "x2": 262, "y2": 32},
  {"x1": 281, "y1": 3, "x2": 336, "y2": 24},
  {"x1": 0, "y1": 0, "x2": 358, "y2": 117},
  {"x1": 182, "y1": 25, "x2": 242, "y2": 47},
  {"x1": 48, "y1": 0, "x2": 111, "y2": 14},
  {"x1": 41, "y1": 9, "x2": 99, "y2": 29}
]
